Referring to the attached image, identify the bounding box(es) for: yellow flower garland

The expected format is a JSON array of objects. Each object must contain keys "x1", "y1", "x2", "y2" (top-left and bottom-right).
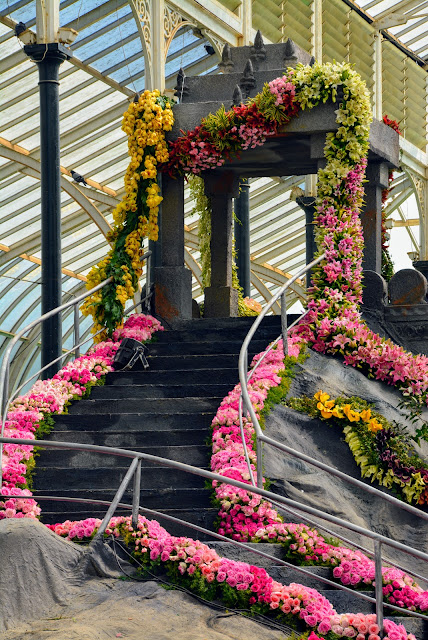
[{"x1": 81, "y1": 90, "x2": 174, "y2": 338}]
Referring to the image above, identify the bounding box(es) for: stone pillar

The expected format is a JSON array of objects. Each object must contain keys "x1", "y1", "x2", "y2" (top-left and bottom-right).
[
  {"x1": 234, "y1": 178, "x2": 251, "y2": 297},
  {"x1": 153, "y1": 173, "x2": 192, "y2": 323},
  {"x1": 204, "y1": 172, "x2": 240, "y2": 317},
  {"x1": 360, "y1": 163, "x2": 389, "y2": 273},
  {"x1": 296, "y1": 196, "x2": 317, "y2": 288}
]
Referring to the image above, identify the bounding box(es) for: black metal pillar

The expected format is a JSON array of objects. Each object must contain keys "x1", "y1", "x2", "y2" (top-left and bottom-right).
[
  {"x1": 296, "y1": 196, "x2": 318, "y2": 288},
  {"x1": 234, "y1": 178, "x2": 251, "y2": 297},
  {"x1": 24, "y1": 43, "x2": 71, "y2": 379}
]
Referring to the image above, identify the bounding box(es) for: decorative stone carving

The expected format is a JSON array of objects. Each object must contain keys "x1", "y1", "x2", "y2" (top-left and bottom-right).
[
  {"x1": 389, "y1": 268, "x2": 427, "y2": 305},
  {"x1": 231, "y1": 84, "x2": 243, "y2": 107},
  {"x1": 219, "y1": 43, "x2": 234, "y2": 73},
  {"x1": 283, "y1": 38, "x2": 297, "y2": 63},
  {"x1": 250, "y1": 30, "x2": 266, "y2": 64},
  {"x1": 239, "y1": 59, "x2": 256, "y2": 98}
]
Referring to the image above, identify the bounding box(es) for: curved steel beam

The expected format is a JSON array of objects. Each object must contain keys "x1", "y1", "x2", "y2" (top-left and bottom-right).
[{"x1": 0, "y1": 146, "x2": 113, "y2": 237}]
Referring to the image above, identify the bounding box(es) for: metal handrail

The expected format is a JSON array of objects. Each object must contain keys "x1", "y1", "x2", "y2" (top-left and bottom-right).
[
  {"x1": 0, "y1": 434, "x2": 427, "y2": 632},
  {"x1": 238, "y1": 256, "x2": 428, "y2": 523},
  {"x1": 0, "y1": 250, "x2": 153, "y2": 486},
  {"x1": 237, "y1": 253, "x2": 428, "y2": 631}
]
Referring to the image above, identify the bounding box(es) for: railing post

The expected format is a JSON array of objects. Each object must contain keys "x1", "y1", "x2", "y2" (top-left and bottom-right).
[
  {"x1": 281, "y1": 292, "x2": 288, "y2": 356},
  {"x1": 374, "y1": 540, "x2": 384, "y2": 637},
  {"x1": 91, "y1": 457, "x2": 139, "y2": 544},
  {"x1": 74, "y1": 303, "x2": 80, "y2": 359},
  {"x1": 146, "y1": 252, "x2": 151, "y2": 313},
  {"x1": 256, "y1": 438, "x2": 263, "y2": 488},
  {"x1": 132, "y1": 459, "x2": 142, "y2": 529}
]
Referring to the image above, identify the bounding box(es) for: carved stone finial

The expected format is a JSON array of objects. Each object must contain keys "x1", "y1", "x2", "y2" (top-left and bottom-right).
[
  {"x1": 174, "y1": 67, "x2": 189, "y2": 99},
  {"x1": 231, "y1": 84, "x2": 243, "y2": 108},
  {"x1": 250, "y1": 29, "x2": 266, "y2": 63},
  {"x1": 218, "y1": 43, "x2": 234, "y2": 73},
  {"x1": 284, "y1": 37, "x2": 297, "y2": 60},
  {"x1": 309, "y1": 55, "x2": 315, "y2": 67},
  {"x1": 239, "y1": 59, "x2": 256, "y2": 97}
]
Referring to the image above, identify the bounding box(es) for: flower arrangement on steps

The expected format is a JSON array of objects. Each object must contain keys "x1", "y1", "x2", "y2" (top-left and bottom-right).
[
  {"x1": 209, "y1": 339, "x2": 428, "y2": 619},
  {"x1": 2, "y1": 60, "x2": 428, "y2": 639},
  {"x1": 0, "y1": 314, "x2": 163, "y2": 520},
  {"x1": 0, "y1": 317, "x2": 426, "y2": 639},
  {"x1": 47, "y1": 514, "x2": 417, "y2": 640}
]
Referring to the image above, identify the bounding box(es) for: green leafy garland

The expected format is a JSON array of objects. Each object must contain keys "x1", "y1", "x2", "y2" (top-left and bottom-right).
[{"x1": 188, "y1": 175, "x2": 258, "y2": 316}]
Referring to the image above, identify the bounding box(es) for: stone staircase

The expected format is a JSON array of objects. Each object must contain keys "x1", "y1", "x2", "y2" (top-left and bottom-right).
[
  {"x1": 31, "y1": 315, "x2": 426, "y2": 637},
  {"x1": 33, "y1": 316, "x2": 283, "y2": 535}
]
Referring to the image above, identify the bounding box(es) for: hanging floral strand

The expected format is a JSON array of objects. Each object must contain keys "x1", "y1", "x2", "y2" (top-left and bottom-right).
[{"x1": 81, "y1": 91, "x2": 174, "y2": 340}]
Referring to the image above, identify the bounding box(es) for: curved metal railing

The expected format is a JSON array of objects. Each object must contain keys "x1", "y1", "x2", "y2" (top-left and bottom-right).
[
  {"x1": 0, "y1": 434, "x2": 427, "y2": 634},
  {"x1": 237, "y1": 255, "x2": 428, "y2": 521},
  {"x1": 237, "y1": 253, "x2": 428, "y2": 630},
  {"x1": 0, "y1": 250, "x2": 152, "y2": 485}
]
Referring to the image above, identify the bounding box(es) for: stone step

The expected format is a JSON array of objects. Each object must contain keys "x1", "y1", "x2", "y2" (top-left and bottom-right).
[
  {"x1": 105, "y1": 368, "x2": 239, "y2": 386},
  {"x1": 320, "y1": 589, "x2": 375, "y2": 614},
  {"x1": 268, "y1": 565, "x2": 340, "y2": 590},
  {"x1": 207, "y1": 541, "x2": 285, "y2": 566},
  {"x1": 91, "y1": 383, "x2": 233, "y2": 400},
  {"x1": 155, "y1": 321, "x2": 282, "y2": 344},
  {"x1": 50, "y1": 413, "x2": 214, "y2": 432},
  {"x1": 146, "y1": 339, "x2": 271, "y2": 356},
  {"x1": 164, "y1": 316, "x2": 285, "y2": 332},
  {"x1": 48, "y1": 428, "x2": 208, "y2": 447},
  {"x1": 37, "y1": 444, "x2": 209, "y2": 468},
  {"x1": 67, "y1": 396, "x2": 223, "y2": 415},
  {"x1": 34, "y1": 486, "x2": 212, "y2": 510},
  {"x1": 33, "y1": 465, "x2": 208, "y2": 490},
  {"x1": 143, "y1": 354, "x2": 243, "y2": 370}
]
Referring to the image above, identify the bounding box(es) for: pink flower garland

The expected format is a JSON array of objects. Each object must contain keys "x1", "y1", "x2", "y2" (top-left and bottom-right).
[
  {"x1": 47, "y1": 514, "x2": 416, "y2": 640},
  {"x1": 0, "y1": 314, "x2": 162, "y2": 520},
  {"x1": 209, "y1": 338, "x2": 427, "y2": 632}
]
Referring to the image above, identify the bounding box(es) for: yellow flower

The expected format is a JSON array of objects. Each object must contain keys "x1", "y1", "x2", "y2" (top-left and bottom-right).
[
  {"x1": 360, "y1": 408, "x2": 372, "y2": 422},
  {"x1": 314, "y1": 391, "x2": 330, "y2": 404},
  {"x1": 343, "y1": 404, "x2": 361, "y2": 422},
  {"x1": 367, "y1": 419, "x2": 383, "y2": 433},
  {"x1": 317, "y1": 399, "x2": 335, "y2": 419}
]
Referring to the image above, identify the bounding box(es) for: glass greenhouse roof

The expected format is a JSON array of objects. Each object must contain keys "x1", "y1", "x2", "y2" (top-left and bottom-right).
[{"x1": 0, "y1": 0, "x2": 427, "y2": 392}]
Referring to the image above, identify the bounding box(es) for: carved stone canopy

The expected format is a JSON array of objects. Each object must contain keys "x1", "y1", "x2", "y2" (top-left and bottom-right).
[{"x1": 168, "y1": 32, "x2": 400, "y2": 177}]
